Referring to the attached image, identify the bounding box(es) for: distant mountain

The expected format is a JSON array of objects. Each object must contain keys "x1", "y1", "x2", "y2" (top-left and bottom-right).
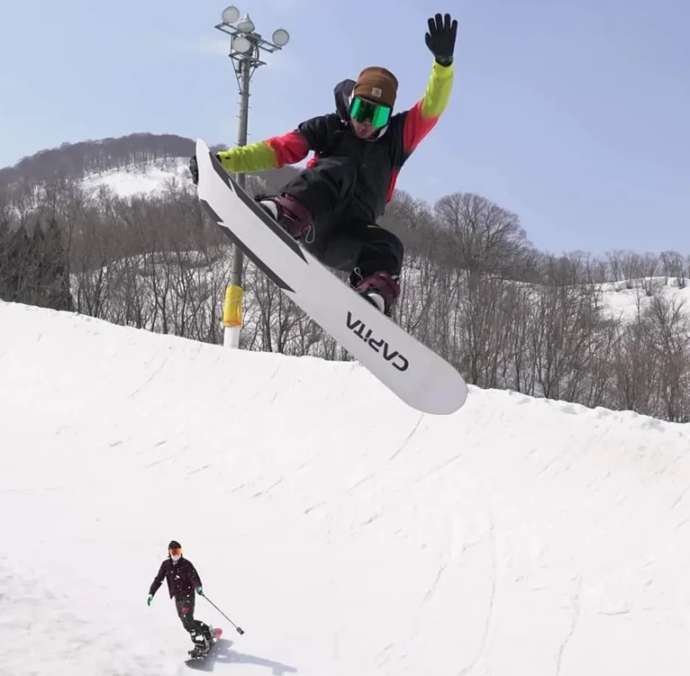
[
  {"x1": 0, "y1": 133, "x2": 194, "y2": 186},
  {"x1": 0, "y1": 132, "x2": 299, "y2": 196}
]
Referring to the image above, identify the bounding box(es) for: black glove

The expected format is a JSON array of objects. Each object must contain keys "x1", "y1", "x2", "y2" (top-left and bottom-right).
[
  {"x1": 425, "y1": 13, "x2": 458, "y2": 66},
  {"x1": 189, "y1": 155, "x2": 199, "y2": 185}
]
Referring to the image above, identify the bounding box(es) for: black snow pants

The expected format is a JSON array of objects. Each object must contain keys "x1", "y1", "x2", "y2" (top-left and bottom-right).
[
  {"x1": 280, "y1": 157, "x2": 404, "y2": 279},
  {"x1": 175, "y1": 593, "x2": 211, "y2": 639}
]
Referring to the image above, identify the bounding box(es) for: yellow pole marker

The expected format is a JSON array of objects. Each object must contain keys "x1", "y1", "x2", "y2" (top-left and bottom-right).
[{"x1": 223, "y1": 284, "x2": 244, "y2": 328}]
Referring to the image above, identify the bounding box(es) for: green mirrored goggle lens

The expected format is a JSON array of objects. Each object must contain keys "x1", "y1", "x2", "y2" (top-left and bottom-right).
[{"x1": 350, "y1": 96, "x2": 391, "y2": 129}]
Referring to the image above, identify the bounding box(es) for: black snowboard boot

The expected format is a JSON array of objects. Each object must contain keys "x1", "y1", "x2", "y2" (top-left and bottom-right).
[
  {"x1": 188, "y1": 631, "x2": 210, "y2": 658},
  {"x1": 258, "y1": 194, "x2": 314, "y2": 242},
  {"x1": 351, "y1": 270, "x2": 400, "y2": 316}
]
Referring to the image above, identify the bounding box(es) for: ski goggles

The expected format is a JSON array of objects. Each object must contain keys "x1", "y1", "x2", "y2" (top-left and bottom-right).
[
  {"x1": 169, "y1": 547, "x2": 182, "y2": 555},
  {"x1": 349, "y1": 96, "x2": 392, "y2": 129}
]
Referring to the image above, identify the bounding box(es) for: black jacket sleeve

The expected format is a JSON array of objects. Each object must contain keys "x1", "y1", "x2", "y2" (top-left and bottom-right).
[
  {"x1": 149, "y1": 561, "x2": 166, "y2": 596},
  {"x1": 186, "y1": 560, "x2": 202, "y2": 589}
]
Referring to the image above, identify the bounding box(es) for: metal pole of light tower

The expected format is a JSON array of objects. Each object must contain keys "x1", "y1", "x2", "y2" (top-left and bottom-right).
[
  {"x1": 224, "y1": 57, "x2": 251, "y2": 349},
  {"x1": 236, "y1": 57, "x2": 251, "y2": 174},
  {"x1": 216, "y1": 9, "x2": 290, "y2": 349}
]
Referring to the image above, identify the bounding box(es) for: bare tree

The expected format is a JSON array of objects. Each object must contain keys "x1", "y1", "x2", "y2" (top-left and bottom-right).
[
  {"x1": 660, "y1": 250, "x2": 687, "y2": 289},
  {"x1": 530, "y1": 255, "x2": 604, "y2": 400},
  {"x1": 646, "y1": 296, "x2": 690, "y2": 421},
  {"x1": 640, "y1": 253, "x2": 660, "y2": 296},
  {"x1": 611, "y1": 310, "x2": 656, "y2": 415},
  {"x1": 434, "y1": 192, "x2": 531, "y2": 286}
]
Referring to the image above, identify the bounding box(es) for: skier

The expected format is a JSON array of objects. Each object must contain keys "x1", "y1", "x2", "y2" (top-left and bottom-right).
[
  {"x1": 190, "y1": 12, "x2": 457, "y2": 316},
  {"x1": 147, "y1": 540, "x2": 213, "y2": 655}
]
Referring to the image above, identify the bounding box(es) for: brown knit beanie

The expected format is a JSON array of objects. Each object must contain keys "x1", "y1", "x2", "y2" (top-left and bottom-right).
[{"x1": 353, "y1": 66, "x2": 398, "y2": 108}]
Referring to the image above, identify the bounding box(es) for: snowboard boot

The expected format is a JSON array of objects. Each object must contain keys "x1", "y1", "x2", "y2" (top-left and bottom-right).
[
  {"x1": 258, "y1": 194, "x2": 314, "y2": 242},
  {"x1": 351, "y1": 270, "x2": 400, "y2": 316},
  {"x1": 188, "y1": 632, "x2": 210, "y2": 658}
]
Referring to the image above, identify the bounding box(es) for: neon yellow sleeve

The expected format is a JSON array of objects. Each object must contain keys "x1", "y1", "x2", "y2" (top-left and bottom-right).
[
  {"x1": 420, "y1": 61, "x2": 454, "y2": 119},
  {"x1": 216, "y1": 141, "x2": 278, "y2": 174}
]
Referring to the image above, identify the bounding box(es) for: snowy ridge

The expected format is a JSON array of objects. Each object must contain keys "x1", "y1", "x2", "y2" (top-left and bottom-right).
[{"x1": 1, "y1": 301, "x2": 689, "y2": 675}]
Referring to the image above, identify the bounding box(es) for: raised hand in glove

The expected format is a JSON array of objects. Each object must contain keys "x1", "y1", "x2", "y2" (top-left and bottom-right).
[
  {"x1": 147, "y1": 594, "x2": 153, "y2": 607},
  {"x1": 425, "y1": 13, "x2": 458, "y2": 67}
]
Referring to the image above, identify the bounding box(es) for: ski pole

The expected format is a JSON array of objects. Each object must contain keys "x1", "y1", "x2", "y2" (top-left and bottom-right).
[{"x1": 200, "y1": 592, "x2": 245, "y2": 635}]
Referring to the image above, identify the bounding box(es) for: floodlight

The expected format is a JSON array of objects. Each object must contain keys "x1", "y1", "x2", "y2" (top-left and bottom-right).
[
  {"x1": 237, "y1": 14, "x2": 255, "y2": 33},
  {"x1": 232, "y1": 35, "x2": 252, "y2": 54},
  {"x1": 272, "y1": 29, "x2": 290, "y2": 47},
  {"x1": 222, "y1": 6, "x2": 241, "y2": 24}
]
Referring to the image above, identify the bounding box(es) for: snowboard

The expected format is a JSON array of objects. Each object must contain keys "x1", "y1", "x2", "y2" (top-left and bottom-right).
[
  {"x1": 187, "y1": 627, "x2": 223, "y2": 661},
  {"x1": 195, "y1": 138, "x2": 468, "y2": 414}
]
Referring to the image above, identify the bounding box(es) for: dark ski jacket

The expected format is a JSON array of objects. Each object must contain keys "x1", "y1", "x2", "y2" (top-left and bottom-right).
[
  {"x1": 216, "y1": 61, "x2": 454, "y2": 224},
  {"x1": 149, "y1": 556, "x2": 202, "y2": 599}
]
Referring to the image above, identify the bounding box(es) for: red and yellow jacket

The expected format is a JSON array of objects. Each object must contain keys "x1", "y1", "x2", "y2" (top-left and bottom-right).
[{"x1": 217, "y1": 61, "x2": 453, "y2": 222}]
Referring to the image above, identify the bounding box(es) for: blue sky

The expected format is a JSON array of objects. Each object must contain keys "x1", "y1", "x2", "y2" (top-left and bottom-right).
[{"x1": 2, "y1": 0, "x2": 689, "y2": 254}]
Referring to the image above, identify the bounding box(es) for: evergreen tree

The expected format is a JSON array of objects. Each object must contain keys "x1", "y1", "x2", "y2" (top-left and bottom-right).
[
  {"x1": 5, "y1": 225, "x2": 31, "y2": 302},
  {"x1": 28, "y1": 223, "x2": 47, "y2": 306},
  {"x1": 44, "y1": 218, "x2": 74, "y2": 311},
  {"x1": 0, "y1": 219, "x2": 10, "y2": 300}
]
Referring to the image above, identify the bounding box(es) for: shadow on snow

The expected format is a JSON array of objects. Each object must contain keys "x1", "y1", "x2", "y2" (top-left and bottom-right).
[{"x1": 185, "y1": 639, "x2": 297, "y2": 674}]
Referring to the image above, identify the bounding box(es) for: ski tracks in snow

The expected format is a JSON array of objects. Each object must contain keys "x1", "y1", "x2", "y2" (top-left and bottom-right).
[
  {"x1": 555, "y1": 575, "x2": 583, "y2": 676},
  {"x1": 389, "y1": 414, "x2": 425, "y2": 461},
  {"x1": 127, "y1": 355, "x2": 170, "y2": 399},
  {"x1": 457, "y1": 516, "x2": 497, "y2": 676}
]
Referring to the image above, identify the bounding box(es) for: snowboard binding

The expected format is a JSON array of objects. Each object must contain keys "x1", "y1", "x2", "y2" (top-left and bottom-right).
[
  {"x1": 187, "y1": 630, "x2": 211, "y2": 659},
  {"x1": 187, "y1": 626, "x2": 222, "y2": 660}
]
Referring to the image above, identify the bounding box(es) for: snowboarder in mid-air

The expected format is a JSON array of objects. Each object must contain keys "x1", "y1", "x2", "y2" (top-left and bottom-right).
[
  {"x1": 147, "y1": 540, "x2": 214, "y2": 657},
  {"x1": 191, "y1": 12, "x2": 457, "y2": 317}
]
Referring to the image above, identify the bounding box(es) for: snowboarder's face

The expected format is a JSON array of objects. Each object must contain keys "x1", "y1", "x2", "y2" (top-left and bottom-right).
[{"x1": 351, "y1": 119, "x2": 378, "y2": 139}]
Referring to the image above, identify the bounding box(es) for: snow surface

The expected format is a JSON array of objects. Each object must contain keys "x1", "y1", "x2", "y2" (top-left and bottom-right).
[
  {"x1": 599, "y1": 278, "x2": 690, "y2": 322},
  {"x1": 80, "y1": 159, "x2": 193, "y2": 198},
  {"x1": 1, "y1": 301, "x2": 690, "y2": 676}
]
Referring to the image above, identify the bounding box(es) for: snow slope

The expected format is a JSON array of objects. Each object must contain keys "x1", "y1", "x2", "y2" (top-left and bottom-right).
[
  {"x1": 599, "y1": 278, "x2": 690, "y2": 322},
  {"x1": 1, "y1": 301, "x2": 690, "y2": 676},
  {"x1": 80, "y1": 159, "x2": 193, "y2": 198}
]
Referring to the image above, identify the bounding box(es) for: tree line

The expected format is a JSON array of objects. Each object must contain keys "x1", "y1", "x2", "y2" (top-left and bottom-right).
[
  {"x1": 0, "y1": 218, "x2": 73, "y2": 311},
  {"x1": 0, "y1": 175, "x2": 688, "y2": 422}
]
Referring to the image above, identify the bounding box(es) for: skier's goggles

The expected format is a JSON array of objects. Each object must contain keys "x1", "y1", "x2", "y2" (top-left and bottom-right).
[
  {"x1": 349, "y1": 96, "x2": 391, "y2": 129},
  {"x1": 169, "y1": 547, "x2": 182, "y2": 555}
]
